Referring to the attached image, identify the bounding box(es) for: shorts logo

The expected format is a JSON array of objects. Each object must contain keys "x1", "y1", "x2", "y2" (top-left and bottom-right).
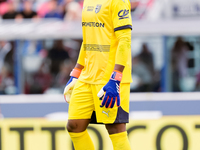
[
  {"x1": 102, "y1": 110, "x2": 110, "y2": 117},
  {"x1": 118, "y1": 9, "x2": 129, "y2": 19},
  {"x1": 95, "y1": 4, "x2": 102, "y2": 14}
]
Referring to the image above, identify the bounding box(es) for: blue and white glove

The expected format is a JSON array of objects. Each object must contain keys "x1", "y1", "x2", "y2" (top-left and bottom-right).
[
  {"x1": 97, "y1": 71, "x2": 122, "y2": 108},
  {"x1": 63, "y1": 68, "x2": 81, "y2": 103}
]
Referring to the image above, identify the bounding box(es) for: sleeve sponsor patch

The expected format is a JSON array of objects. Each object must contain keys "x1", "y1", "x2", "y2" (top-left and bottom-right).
[{"x1": 118, "y1": 9, "x2": 129, "y2": 20}]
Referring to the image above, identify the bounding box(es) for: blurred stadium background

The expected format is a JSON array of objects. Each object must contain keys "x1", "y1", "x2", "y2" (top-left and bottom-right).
[{"x1": 0, "y1": 0, "x2": 200, "y2": 149}]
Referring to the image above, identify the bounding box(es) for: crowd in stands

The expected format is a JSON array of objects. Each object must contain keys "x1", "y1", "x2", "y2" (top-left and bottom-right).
[
  {"x1": 0, "y1": 39, "x2": 81, "y2": 94},
  {"x1": 0, "y1": 0, "x2": 82, "y2": 21},
  {"x1": 0, "y1": 41, "x2": 15, "y2": 94},
  {"x1": 0, "y1": 0, "x2": 141, "y2": 21},
  {"x1": 0, "y1": 0, "x2": 84, "y2": 94}
]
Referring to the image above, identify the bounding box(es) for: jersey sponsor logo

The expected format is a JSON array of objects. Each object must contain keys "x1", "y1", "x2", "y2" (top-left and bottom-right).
[
  {"x1": 118, "y1": 9, "x2": 129, "y2": 20},
  {"x1": 95, "y1": 4, "x2": 102, "y2": 13},
  {"x1": 87, "y1": 6, "x2": 94, "y2": 11},
  {"x1": 82, "y1": 22, "x2": 105, "y2": 28},
  {"x1": 83, "y1": 44, "x2": 110, "y2": 52}
]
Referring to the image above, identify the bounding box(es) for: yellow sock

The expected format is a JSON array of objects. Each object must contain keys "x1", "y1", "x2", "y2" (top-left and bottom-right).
[
  {"x1": 109, "y1": 131, "x2": 131, "y2": 150},
  {"x1": 68, "y1": 130, "x2": 95, "y2": 150}
]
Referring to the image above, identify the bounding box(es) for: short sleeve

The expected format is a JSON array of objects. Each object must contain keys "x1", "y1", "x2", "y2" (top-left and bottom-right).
[{"x1": 111, "y1": 0, "x2": 132, "y2": 32}]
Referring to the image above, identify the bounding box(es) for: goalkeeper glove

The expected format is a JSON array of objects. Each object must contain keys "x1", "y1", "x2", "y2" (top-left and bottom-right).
[
  {"x1": 97, "y1": 71, "x2": 122, "y2": 108},
  {"x1": 63, "y1": 68, "x2": 81, "y2": 103}
]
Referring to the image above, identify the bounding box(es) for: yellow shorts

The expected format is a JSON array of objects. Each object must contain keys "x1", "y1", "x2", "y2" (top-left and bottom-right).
[{"x1": 68, "y1": 80, "x2": 130, "y2": 124}]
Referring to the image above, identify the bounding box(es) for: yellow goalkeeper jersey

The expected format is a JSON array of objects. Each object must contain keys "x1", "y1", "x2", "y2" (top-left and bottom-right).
[{"x1": 77, "y1": 0, "x2": 132, "y2": 84}]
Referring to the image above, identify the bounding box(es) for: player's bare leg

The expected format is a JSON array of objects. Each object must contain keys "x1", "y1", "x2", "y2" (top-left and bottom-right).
[
  {"x1": 67, "y1": 119, "x2": 95, "y2": 150},
  {"x1": 67, "y1": 119, "x2": 91, "y2": 132},
  {"x1": 105, "y1": 123, "x2": 126, "y2": 134},
  {"x1": 105, "y1": 123, "x2": 131, "y2": 150}
]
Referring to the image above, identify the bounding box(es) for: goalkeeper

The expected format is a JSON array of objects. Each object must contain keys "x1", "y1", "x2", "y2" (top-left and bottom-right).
[{"x1": 63, "y1": 0, "x2": 132, "y2": 149}]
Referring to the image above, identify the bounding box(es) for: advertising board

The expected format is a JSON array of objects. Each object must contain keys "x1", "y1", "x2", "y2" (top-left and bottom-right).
[{"x1": 0, "y1": 116, "x2": 200, "y2": 150}]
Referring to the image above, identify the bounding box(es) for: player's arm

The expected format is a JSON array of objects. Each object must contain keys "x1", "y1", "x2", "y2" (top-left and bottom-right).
[
  {"x1": 63, "y1": 43, "x2": 85, "y2": 103},
  {"x1": 98, "y1": 29, "x2": 131, "y2": 108},
  {"x1": 77, "y1": 43, "x2": 86, "y2": 67},
  {"x1": 114, "y1": 64, "x2": 124, "y2": 73},
  {"x1": 114, "y1": 28, "x2": 131, "y2": 71},
  {"x1": 74, "y1": 63, "x2": 84, "y2": 70}
]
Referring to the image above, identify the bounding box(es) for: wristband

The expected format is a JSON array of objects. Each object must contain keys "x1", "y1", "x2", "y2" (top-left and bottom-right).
[
  {"x1": 70, "y1": 68, "x2": 81, "y2": 78},
  {"x1": 110, "y1": 70, "x2": 122, "y2": 82}
]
